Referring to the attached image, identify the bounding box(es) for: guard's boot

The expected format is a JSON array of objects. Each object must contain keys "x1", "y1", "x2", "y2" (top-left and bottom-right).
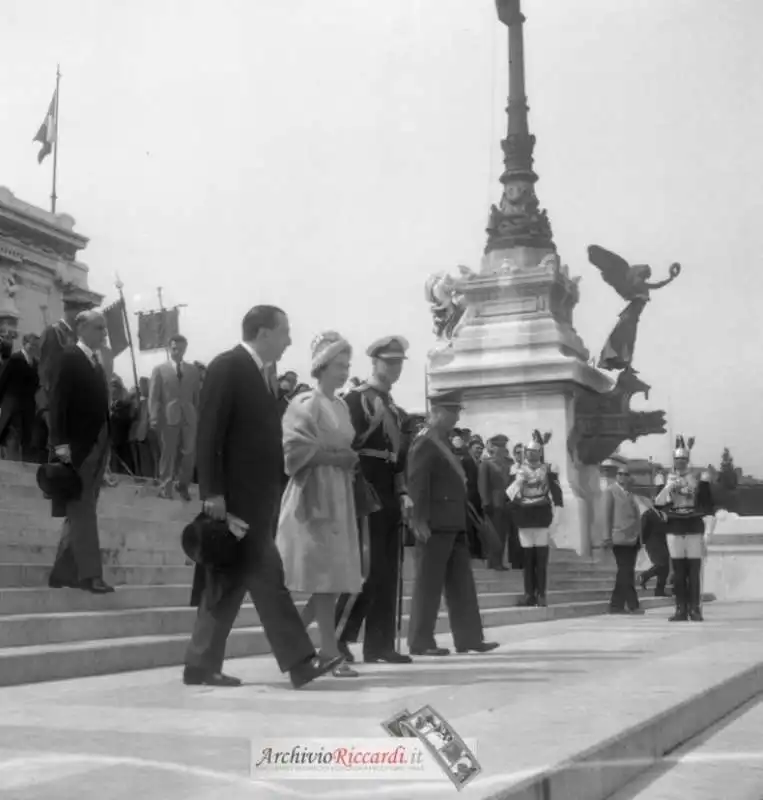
[
  {"x1": 687, "y1": 558, "x2": 703, "y2": 621},
  {"x1": 668, "y1": 559, "x2": 688, "y2": 621},
  {"x1": 535, "y1": 546, "x2": 550, "y2": 607},
  {"x1": 521, "y1": 547, "x2": 536, "y2": 606}
]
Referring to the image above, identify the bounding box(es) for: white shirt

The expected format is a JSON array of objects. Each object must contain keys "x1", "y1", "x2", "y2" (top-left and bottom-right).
[
  {"x1": 77, "y1": 340, "x2": 98, "y2": 366},
  {"x1": 240, "y1": 341, "x2": 268, "y2": 371}
]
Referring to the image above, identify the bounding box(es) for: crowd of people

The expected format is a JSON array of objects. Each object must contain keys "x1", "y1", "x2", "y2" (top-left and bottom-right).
[{"x1": 2, "y1": 298, "x2": 716, "y2": 687}]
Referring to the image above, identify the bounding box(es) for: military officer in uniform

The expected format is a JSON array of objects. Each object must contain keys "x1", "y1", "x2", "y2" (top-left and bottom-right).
[
  {"x1": 654, "y1": 435, "x2": 714, "y2": 622},
  {"x1": 406, "y1": 390, "x2": 498, "y2": 656},
  {"x1": 334, "y1": 336, "x2": 414, "y2": 664}
]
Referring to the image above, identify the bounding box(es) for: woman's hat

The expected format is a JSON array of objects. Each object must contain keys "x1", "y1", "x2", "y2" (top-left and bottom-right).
[
  {"x1": 310, "y1": 331, "x2": 351, "y2": 373},
  {"x1": 36, "y1": 461, "x2": 83, "y2": 517},
  {"x1": 181, "y1": 513, "x2": 244, "y2": 569}
]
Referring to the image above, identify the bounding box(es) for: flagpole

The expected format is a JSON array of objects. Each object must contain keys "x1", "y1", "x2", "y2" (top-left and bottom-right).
[
  {"x1": 51, "y1": 65, "x2": 61, "y2": 214},
  {"x1": 116, "y1": 276, "x2": 140, "y2": 392},
  {"x1": 157, "y1": 286, "x2": 170, "y2": 361}
]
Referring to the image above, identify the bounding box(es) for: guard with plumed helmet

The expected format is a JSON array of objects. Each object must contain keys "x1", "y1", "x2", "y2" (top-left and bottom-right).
[
  {"x1": 506, "y1": 430, "x2": 563, "y2": 607},
  {"x1": 654, "y1": 435, "x2": 714, "y2": 622}
]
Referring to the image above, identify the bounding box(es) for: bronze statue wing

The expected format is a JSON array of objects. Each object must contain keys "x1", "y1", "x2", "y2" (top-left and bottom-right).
[{"x1": 587, "y1": 245, "x2": 633, "y2": 301}]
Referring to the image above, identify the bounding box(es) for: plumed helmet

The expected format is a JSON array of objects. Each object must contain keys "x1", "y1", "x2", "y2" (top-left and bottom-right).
[
  {"x1": 525, "y1": 429, "x2": 552, "y2": 452},
  {"x1": 673, "y1": 435, "x2": 694, "y2": 461}
]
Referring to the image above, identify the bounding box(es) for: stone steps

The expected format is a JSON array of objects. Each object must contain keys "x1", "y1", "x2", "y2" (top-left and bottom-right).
[
  {"x1": 0, "y1": 459, "x2": 630, "y2": 688},
  {"x1": 611, "y1": 696, "x2": 763, "y2": 800},
  {"x1": 0, "y1": 597, "x2": 674, "y2": 687},
  {"x1": 0, "y1": 589, "x2": 619, "y2": 649}
]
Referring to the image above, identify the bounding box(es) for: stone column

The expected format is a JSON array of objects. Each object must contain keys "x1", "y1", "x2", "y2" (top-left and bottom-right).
[{"x1": 486, "y1": 0, "x2": 554, "y2": 256}]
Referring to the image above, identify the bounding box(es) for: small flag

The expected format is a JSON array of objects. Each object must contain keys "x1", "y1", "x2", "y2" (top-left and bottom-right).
[
  {"x1": 137, "y1": 308, "x2": 180, "y2": 352},
  {"x1": 104, "y1": 298, "x2": 129, "y2": 358},
  {"x1": 33, "y1": 90, "x2": 57, "y2": 164}
]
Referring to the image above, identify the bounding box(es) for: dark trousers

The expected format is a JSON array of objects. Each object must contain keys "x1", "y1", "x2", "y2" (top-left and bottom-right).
[
  {"x1": 336, "y1": 506, "x2": 401, "y2": 656},
  {"x1": 407, "y1": 531, "x2": 484, "y2": 651},
  {"x1": 185, "y1": 531, "x2": 314, "y2": 674},
  {"x1": 671, "y1": 558, "x2": 702, "y2": 613},
  {"x1": 640, "y1": 563, "x2": 670, "y2": 595},
  {"x1": 49, "y1": 425, "x2": 109, "y2": 584},
  {"x1": 486, "y1": 507, "x2": 507, "y2": 569},
  {"x1": 522, "y1": 546, "x2": 549, "y2": 600},
  {"x1": 610, "y1": 543, "x2": 640, "y2": 611}
]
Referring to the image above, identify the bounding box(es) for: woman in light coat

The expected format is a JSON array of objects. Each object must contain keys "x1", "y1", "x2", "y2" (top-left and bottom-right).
[{"x1": 276, "y1": 331, "x2": 363, "y2": 677}]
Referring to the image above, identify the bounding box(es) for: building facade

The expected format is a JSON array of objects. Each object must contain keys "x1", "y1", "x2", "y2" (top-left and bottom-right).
[{"x1": 0, "y1": 187, "x2": 101, "y2": 348}]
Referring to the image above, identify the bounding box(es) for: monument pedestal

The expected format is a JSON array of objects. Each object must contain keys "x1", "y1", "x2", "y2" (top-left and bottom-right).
[{"x1": 428, "y1": 248, "x2": 613, "y2": 555}]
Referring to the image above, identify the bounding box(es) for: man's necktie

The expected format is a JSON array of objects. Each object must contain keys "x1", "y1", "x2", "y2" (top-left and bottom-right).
[{"x1": 176, "y1": 362, "x2": 183, "y2": 381}]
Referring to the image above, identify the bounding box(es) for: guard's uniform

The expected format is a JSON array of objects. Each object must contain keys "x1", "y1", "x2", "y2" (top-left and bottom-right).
[
  {"x1": 335, "y1": 336, "x2": 412, "y2": 663},
  {"x1": 507, "y1": 431, "x2": 563, "y2": 607},
  {"x1": 654, "y1": 435, "x2": 714, "y2": 622}
]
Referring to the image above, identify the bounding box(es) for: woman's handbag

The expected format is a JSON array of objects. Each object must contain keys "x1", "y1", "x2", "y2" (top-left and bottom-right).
[{"x1": 353, "y1": 468, "x2": 382, "y2": 518}]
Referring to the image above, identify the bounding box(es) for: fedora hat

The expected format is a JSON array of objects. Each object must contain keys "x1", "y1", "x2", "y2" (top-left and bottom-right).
[
  {"x1": 181, "y1": 513, "x2": 244, "y2": 570},
  {"x1": 37, "y1": 461, "x2": 83, "y2": 517}
]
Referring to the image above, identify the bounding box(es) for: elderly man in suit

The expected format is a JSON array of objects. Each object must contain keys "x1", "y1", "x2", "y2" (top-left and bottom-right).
[
  {"x1": 47, "y1": 310, "x2": 113, "y2": 594},
  {"x1": 183, "y1": 305, "x2": 340, "y2": 688},
  {"x1": 149, "y1": 334, "x2": 200, "y2": 501},
  {"x1": 406, "y1": 390, "x2": 498, "y2": 657},
  {"x1": 0, "y1": 333, "x2": 40, "y2": 461}
]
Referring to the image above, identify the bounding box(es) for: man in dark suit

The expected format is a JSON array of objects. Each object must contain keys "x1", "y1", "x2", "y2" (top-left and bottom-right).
[
  {"x1": 183, "y1": 305, "x2": 341, "y2": 689},
  {"x1": 406, "y1": 390, "x2": 498, "y2": 657},
  {"x1": 0, "y1": 333, "x2": 40, "y2": 461},
  {"x1": 48, "y1": 310, "x2": 114, "y2": 594}
]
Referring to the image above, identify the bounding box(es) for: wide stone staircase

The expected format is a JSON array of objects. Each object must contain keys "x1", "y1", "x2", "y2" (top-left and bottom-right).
[{"x1": 0, "y1": 458, "x2": 673, "y2": 686}]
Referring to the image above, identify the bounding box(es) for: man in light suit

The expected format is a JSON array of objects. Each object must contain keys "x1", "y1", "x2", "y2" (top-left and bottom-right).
[
  {"x1": 149, "y1": 334, "x2": 200, "y2": 501},
  {"x1": 183, "y1": 305, "x2": 340, "y2": 688}
]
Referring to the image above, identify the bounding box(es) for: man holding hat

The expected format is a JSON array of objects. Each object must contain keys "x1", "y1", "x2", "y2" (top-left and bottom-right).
[
  {"x1": 334, "y1": 335, "x2": 414, "y2": 664},
  {"x1": 406, "y1": 389, "x2": 498, "y2": 656},
  {"x1": 39, "y1": 297, "x2": 95, "y2": 436}
]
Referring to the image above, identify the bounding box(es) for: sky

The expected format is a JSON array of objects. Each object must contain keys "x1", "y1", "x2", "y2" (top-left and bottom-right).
[{"x1": 1, "y1": 0, "x2": 761, "y2": 473}]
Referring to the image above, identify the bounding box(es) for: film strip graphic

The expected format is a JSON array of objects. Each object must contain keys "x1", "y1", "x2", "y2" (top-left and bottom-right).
[{"x1": 381, "y1": 706, "x2": 481, "y2": 792}]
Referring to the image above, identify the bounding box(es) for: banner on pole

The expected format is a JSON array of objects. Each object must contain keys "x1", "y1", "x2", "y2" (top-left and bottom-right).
[
  {"x1": 104, "y1": 298, "x2": 129, "y2": 358},
  {"x1": 137, "y1": 307, "x2": 180, "y2": 352}
]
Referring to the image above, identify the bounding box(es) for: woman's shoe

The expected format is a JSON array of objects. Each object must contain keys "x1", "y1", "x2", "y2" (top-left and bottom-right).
[{"x1": 332, "y1": 661, "x2": 359, "y2": 678}]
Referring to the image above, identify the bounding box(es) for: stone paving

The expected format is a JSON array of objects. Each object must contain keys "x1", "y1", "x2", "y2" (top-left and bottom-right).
[
  {"x1": 613, "y1": 695, "x2": 763, "y2": 800},
  {"x1": 0, "y1": 602, "x2": 762, "y2": 800}
]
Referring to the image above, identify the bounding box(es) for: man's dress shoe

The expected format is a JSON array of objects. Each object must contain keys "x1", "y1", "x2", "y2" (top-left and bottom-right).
[
  {"x1": 80, "y1": 578, "x2": 115, "y2": 594},
  {"x1": 407, "y1": 647, "x2": 449, "y2": 657},
  {"x1": 290, "y1": 653, "x2": 343, "y2": 689},
  {"x1": 456, "y1": 642, "x2": 500, "y2": 654},
  {"x1": 183, "y1": 667, "x2": 242, "y2": 687},
  {"x1": 363, "y1": 650, "x2": 413, "y2": 664}
]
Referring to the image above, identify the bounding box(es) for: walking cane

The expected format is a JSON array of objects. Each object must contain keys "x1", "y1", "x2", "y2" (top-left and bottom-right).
[
  {"x1": 395, "y1": 521, "x2": 405, "y2": 653},
  {"x1": 335, "y1": 516, "x2": 369, "y2": 642}
]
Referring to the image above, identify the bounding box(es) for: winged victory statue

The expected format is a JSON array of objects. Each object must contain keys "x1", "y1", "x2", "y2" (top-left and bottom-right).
[{"x1": 588, "y1": 245, "x2": 681, "y2": 372}]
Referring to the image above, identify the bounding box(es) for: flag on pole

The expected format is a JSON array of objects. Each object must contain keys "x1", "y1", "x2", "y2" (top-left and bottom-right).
[
  {"x1": 137, "y1": 308, "x2": 180, "y2": 352},
  {"x1": 33, "y1": 90, "x2": 57, "y2": 164},
  {"x1": 104, "y1": 298, "x2": 129, "y2": 358}
]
